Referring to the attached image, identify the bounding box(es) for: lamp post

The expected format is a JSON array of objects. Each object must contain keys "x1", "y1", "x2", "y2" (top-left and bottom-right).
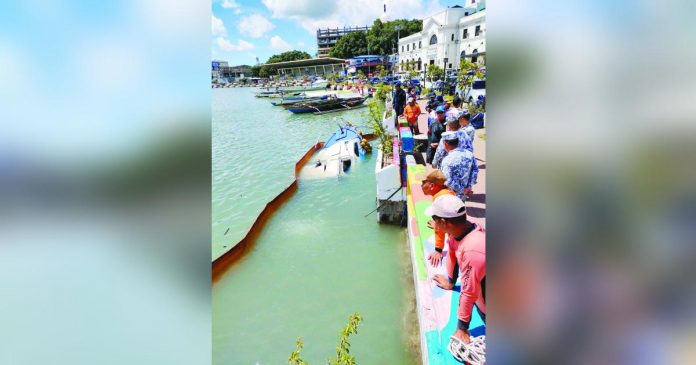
[
  {"x1": 367, "y1": 39, "x2": 370, "y2": 78},
  {"x1": 395, "y1": 25, "x2": 401, "y2": 76},
  {"x1": 392, "y1": 46, "x2": 396, "y2": 78}
]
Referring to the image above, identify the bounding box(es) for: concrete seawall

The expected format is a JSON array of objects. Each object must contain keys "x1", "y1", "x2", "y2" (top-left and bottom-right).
[{"x1": 405, "y1": 161, "x2": 486, "y2": 365}]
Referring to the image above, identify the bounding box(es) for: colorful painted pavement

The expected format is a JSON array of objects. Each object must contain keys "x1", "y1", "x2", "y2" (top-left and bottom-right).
[{"x1": 406, "y1": 162, "x2": 485, "y2": 365}]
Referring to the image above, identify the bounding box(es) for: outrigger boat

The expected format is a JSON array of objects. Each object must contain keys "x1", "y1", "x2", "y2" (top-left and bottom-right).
[
  {"x1": 256, "y1": 78, "x2": 330, "y2": 97},
  {"x1": 270, "y1": 94, "x2": 329, "y2": 106},
  {"x1": 254, "y1": 89, "x2": 304, "y2": 98},
  {"x1": 286, "y1": 96, "x2": 368, "y2": 114}
]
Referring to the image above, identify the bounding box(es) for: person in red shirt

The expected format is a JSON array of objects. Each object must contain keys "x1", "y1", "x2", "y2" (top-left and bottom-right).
[
  {"x1": 425, "y1": 194, "x2": 486, "y2": 344},
  {"x1": 402, "y1": 97, "x2": 422, "y2": 135}
]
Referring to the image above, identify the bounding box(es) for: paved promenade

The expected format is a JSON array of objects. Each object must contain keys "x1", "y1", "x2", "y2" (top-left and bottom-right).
[{"x1": 413, "y1": 99, "x2": 486, "y2": 226}]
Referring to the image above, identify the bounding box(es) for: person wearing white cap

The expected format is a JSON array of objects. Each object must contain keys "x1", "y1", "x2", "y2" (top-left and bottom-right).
[
  {"x1": 402, "y1": 96, "x2": 422, "y2": 135},
  {"x1": 439, "y1": 131, "x2": 478, "y2": 201},
  {"x1": 425, "y1": 194, "x2": 486, "y2": 344},
  {"x1": 432, "y1": 115, "x2": 462, "y2": 169}
]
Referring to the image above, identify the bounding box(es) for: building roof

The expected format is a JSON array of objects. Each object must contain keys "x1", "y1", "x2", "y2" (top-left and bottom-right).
[{"x1": 267, "y1": 57, "x2": 346, "y2": 68}]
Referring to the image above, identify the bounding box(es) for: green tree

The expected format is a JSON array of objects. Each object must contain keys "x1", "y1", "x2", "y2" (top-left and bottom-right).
[
  {"x1": 366, "y1": 19, "x2": 422, "y2": 56},
  {"x1": 376, "y1": 65, "x2": 388, "y2": 78},
  {"x1": 356, "y1": 70, "x2": 365, "y2": 80},
  {"x1": 288, "y1": 338, "x2": 309, "y2": 365},
  {"x1": 328, "y1": 313, "x2": 363, "y2": 365},
  {"x1": 267, "y1": 50, "x2": 311, "y2": 64},
  {"x1": 457, "y1": 58, "x2": 485, "y2": 105},
  {"x1": 250, "y1": 64, "x2": 262, "y2": 77},
  {"x1": 329, "y1": 31, "x2": 368, "y2": 59},
  {"x1": 327, "y1": 72, "x2": 340, "y2": 83},
  {"x1": 427, "y1": 64, "x2": 443, "y2": 82},
  {"x1": 365, "y1": 98, "x2": 393, "y2": 156},
  {"x1": 259, "y1": 66, "x2": 270, "y2": 78},
  {"x1": 287, "y1": 313, "x2": 363, "y2": 365}
]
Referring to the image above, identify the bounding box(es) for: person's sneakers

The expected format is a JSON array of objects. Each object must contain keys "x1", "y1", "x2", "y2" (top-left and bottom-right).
[{"x1": 448, "y1": 335, "x2": 485, "y2": 364}]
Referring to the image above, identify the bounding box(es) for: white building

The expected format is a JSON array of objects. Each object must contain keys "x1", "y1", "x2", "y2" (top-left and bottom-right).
[{"x1": 397, "y1": 3, "x2": 485, "y2": 77}]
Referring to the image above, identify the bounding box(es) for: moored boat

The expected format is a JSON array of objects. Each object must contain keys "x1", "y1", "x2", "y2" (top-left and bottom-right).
[
  {"x1": 286, "y1": 96, "x2": 368, "y2": 114},
  {"x1": 271, "y1": 94, "x2": 329, "y2": 106}
]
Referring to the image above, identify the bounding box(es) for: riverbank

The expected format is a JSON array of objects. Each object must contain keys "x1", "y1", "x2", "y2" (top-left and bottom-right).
[{"x1": 212, "y1": 88, "x2": 419, "y2": 364}]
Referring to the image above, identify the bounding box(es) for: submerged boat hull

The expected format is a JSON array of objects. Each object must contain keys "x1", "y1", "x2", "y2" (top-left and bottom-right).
[{"x1": 300, "y1": 126, "x2": 366, "y2": 179}]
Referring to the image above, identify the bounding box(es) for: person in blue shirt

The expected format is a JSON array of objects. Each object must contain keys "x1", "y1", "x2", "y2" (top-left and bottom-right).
[
  {"x1": 432, "y1": 115, "x2": 473, "y2": 168},
  {"x1": 439, "y1": 131, "x2": 478, "y2": 201},
  {"x1": 426, "y1": 106, "x2": 446, "y2": 164},
  {"x1": 458, "y1": 112, "x2": 476, "y2": 152},
  {"x1": 426, "y1": 92, "x2": 439, "y2": 113}
]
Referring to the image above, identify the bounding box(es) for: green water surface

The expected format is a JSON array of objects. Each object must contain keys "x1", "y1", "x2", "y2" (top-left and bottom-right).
[{"x1": 212, "y1": 88, "x2": 417, "y2": 365}]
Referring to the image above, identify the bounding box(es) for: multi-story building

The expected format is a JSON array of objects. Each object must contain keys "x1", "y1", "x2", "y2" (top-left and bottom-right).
[
  {"x1": 212, "y1": 61, "x2": 253, "y2": 82},
  {"x1": 397, "y1": 2, "x2": 485, "y2": 77},
  {"x1": 219, "y1": 65, "x2": 252, "y2": 80},
  {"x1": 211, "y1": 60, "x2": 229, "y2": 81},
  {"x1": 316, "y1": 26, "x2": 370, "y2": 58}
]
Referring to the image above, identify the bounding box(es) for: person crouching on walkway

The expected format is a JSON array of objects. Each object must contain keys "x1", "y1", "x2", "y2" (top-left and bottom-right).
[
  {"x1": 426, "y1": 194, "x2": 486, "y2": 344},
  {"x1": 420, "y1": 170, "x2": 455, "y2": 266},
  {"x1": 403, "y1": 97, "x2": 421, "y2": 135}
]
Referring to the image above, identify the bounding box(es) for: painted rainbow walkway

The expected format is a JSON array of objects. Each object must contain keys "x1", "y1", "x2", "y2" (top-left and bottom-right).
[{"x1": 406, "y1": 161, "x2": 485, "y2": 365}]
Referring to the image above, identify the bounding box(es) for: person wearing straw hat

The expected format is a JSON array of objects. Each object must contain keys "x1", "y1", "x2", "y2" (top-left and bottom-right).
[
  {"x1": 439, "y1": 131, "x2": 478, "y2": 201},
  {"x1": 425, "y1": 194, "x2": 486, "y2": 344},
  {"x1": 420, "y1": 170, "x2": 456, "y2": 266}
]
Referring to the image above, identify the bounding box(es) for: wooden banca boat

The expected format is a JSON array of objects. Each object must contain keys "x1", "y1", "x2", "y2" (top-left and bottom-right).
[{"x1": 286, "y1": 96, "x2": 368, "y2": 114}]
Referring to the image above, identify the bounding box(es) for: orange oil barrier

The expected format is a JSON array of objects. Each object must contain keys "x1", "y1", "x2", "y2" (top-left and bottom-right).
[{"x1": 212, "y1": 134, "x2": 377, "y2": 282}]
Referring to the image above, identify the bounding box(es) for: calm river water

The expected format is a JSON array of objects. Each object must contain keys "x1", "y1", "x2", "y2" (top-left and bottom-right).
[{"x1": 212, "y1": 88, "x2": 417, "y2": 365}]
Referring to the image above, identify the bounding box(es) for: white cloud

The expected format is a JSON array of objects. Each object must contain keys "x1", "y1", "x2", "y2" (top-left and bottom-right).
[
  {"x1": 212, "y1": 15, "x2": 227, "y2": 36},
  {"x1": 262, "y1": 0, "x2": 337, "y2": 19},
  {"x1": 238, "y1": 14, "x2": 275, "y2": 38},
  {"x1": 298, "y1": 41, "x2": 305, "y2": 47},
  {"x1": 234, "y1": 8, "x2": 241, "y2": 14},
  {"x1": 269, "y1": 35, "x2": 292, "y2": 51},
  {"x1": 262, "y1": 0, "x2": 442, "y2": 35},
  {"x1": 136, "y1": 0, "x2": 206, "y2": 41},
  {"x1": 221, "y1": 0, "x2": 239, "y2": 9},
  {"x1": 217, "y1": 37, "x2": 255, "y2": 51}
]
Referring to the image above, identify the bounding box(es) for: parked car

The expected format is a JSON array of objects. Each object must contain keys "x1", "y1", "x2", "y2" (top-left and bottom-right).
[
  {"x1": 470, "y1": 112, "x2": 485, "y2": 129},
  {"x1": 459, "y1": 79, "x2": 486, "y2": 104}
]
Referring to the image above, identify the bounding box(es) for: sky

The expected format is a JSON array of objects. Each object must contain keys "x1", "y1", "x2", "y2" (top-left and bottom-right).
[{"x1": 212, "y1": 0, "x2": 469, "y2": 66}]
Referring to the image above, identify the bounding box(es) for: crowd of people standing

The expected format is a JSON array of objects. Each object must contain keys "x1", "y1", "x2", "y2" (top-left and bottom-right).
[{"x1": 394, "y1": 85, "x2": 485, "y2": 346}]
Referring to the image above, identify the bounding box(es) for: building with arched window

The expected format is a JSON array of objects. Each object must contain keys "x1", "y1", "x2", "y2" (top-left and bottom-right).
[{"x1": 396, "y1": 2, "x2": 485, "y2": 77}]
